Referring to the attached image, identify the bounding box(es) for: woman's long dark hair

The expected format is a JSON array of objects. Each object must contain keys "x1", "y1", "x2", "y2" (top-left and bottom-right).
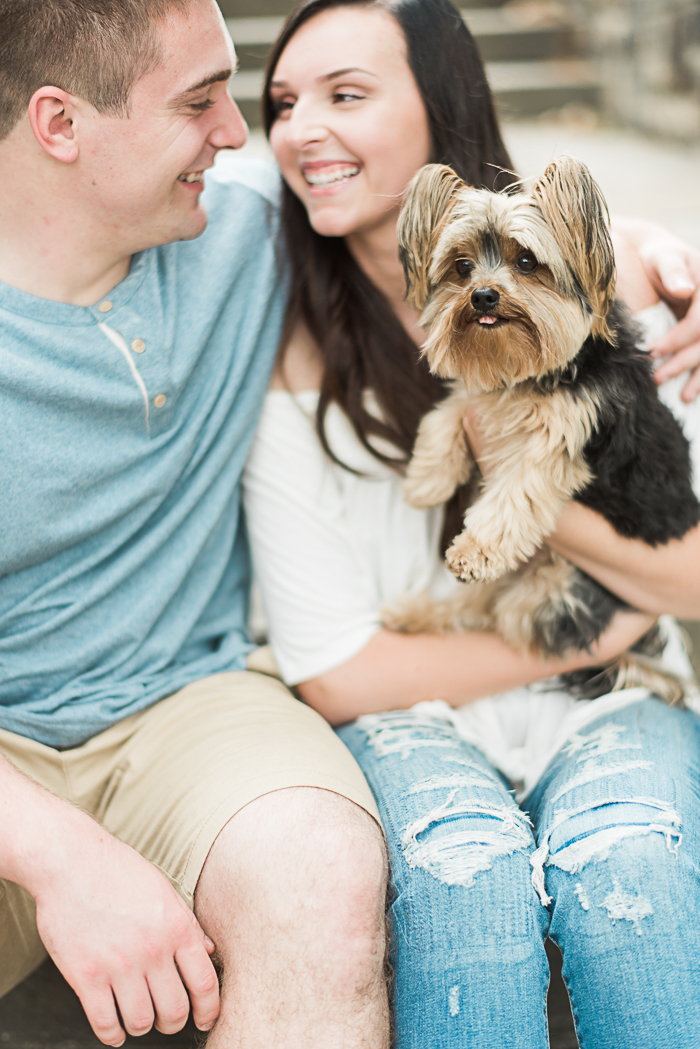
[{"x1": 263, "y1": 0, "x2": 515, "y2": 475}]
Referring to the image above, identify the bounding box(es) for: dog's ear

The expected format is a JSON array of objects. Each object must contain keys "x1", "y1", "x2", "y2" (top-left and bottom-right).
[
  {"x1": 532, "y1": 155, "x2": 615, "y2": 339},
  {"x1": 397, "y1": 163, "x2": 466, "y2": 310}
]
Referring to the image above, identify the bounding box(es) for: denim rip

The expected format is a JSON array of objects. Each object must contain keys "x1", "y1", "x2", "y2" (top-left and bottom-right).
[
  {"x1": 356, "y1": 711, "x2": 534, "y2": 889},
  {"x1": 530, "y1": 722, "x2": 682, "y2": 918}
]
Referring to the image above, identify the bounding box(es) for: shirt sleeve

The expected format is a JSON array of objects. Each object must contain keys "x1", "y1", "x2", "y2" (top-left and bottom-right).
[{"x1": 243, "y1": 393, "x2": 382, "y2": 684}]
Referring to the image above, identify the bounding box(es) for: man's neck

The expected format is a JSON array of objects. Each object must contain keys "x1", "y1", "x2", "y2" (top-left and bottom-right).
[
  {"x1": 0, "y1": 137, "x2": 132, "y2": 307},
  {"x1": 0, "y1": 240, "x2": 132, "y2": 307}
]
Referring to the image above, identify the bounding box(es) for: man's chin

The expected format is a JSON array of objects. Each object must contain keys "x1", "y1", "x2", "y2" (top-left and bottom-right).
[
  {"x1": 175, "y1": 202, "x2": 209, "y2": 242},
  {"x1": 142, "y1": 204, "x2": 209, "y2": 251}
]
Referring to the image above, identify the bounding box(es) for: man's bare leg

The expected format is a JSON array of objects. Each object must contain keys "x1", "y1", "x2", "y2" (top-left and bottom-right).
[{"x1": 195, "y1": 787, "x2": 390, "y2": 1048}]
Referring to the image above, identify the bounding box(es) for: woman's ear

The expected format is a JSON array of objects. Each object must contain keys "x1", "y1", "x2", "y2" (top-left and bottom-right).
[
  {"x1": 397, "y1": 163, "x2": 465, "y2": 311},
  {"x1": 531, "y1": 155, "x2": 616, "y2": 339}
]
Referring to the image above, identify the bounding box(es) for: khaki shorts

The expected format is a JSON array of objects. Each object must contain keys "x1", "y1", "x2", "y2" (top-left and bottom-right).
[{"x1": 0, "y1": 670, "x2": 379, "y2": 998}]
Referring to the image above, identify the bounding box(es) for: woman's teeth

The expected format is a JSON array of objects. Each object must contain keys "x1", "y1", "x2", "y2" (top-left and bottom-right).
[
  {"x1": 178, "y1": 172, "x2": 204, "y2": 183},
  {"x1": 303, "y1": 165, "x2": 360, "y2": 186}
]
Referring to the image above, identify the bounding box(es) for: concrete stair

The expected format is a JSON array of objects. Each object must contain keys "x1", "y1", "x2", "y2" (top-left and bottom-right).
[
  {"x1": 0, "y1": 941, "x2": 582, "y2": 1048},
  {"x1": 219, "y1": 0, "x2": 601, "y2": 127}
]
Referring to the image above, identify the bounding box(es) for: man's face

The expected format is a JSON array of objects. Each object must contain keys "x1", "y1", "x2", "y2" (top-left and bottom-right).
[{"x1": 77, "y1": 0, "x2": 246, "y2": 252}]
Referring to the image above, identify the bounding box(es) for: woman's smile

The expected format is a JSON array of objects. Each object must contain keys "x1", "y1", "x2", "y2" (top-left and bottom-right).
[{"x1": 301, "y1": 160, "x2": 362, "y2": 194}]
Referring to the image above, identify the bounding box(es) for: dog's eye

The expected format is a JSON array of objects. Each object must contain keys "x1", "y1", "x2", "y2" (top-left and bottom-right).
[
  {"x1": 516, "y1": 252, "x2": 538, "y2": 274},
  {"x1": 455, "y1": 258, "x2": 472, "y2": 277}
]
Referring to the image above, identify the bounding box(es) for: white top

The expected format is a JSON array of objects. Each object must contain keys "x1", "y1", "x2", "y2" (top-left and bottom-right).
[{"x1": 243, "y1": 302, "x2": 700, "y2": 795}]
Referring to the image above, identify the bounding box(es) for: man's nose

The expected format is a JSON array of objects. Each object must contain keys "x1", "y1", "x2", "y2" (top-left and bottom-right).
[{"x1": 211, "y1": 92, "x2": 248, "y2": 151}]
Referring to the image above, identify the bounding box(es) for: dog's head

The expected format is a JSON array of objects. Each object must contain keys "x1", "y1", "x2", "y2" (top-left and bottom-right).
[{"x1": 397, "y1": 156, "x2": 616, "y2": 390}]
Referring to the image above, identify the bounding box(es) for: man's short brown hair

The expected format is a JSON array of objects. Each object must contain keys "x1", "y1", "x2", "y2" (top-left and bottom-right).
[{"x1": 0, "y1": 0, "x2": 194, "y2": 141}]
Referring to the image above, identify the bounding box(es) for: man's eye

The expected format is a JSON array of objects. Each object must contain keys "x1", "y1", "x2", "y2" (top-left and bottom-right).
[
  {"x1": 516, "y1": 251, "x2": 538, "y2": 274},
  {"x1": 190, "y1": 99, "x2": 215, "y2": 114},
  {"x1": 455, "y1": 258, "x2": 472, "y2": 277}
]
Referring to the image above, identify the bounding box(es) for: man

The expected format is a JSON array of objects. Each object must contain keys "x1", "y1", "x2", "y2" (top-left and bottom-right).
[{"x1": 0, "y1": 1, "x2": 389, "y2": 1046}]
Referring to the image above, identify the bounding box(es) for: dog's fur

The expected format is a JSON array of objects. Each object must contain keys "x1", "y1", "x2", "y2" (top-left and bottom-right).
[{"x1": 384, "y1": 157, "x2": 700, "y2": 701}]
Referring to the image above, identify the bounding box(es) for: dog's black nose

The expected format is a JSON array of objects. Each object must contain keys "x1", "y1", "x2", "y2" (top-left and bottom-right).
[{"x1": 471, "y1": 287, "x2": 500, "y2": 312}]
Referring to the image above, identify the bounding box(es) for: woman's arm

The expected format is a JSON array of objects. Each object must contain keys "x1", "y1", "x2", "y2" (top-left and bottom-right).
[
  {"x1": 545, "y1": 502, "x2": 700, "y2": 619},
  {"x1": 297, "y1": 610, "x2": 656, "y2": 725}
]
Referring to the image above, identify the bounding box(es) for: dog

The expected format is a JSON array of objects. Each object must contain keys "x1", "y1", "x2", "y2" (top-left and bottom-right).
[{"x1": 384, "y1": 156, "x2": 700, "y2": 701}]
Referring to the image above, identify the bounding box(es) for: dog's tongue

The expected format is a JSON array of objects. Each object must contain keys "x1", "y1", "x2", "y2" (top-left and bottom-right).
[{"x1": 479, "y1": 316, "x2": 497, "y2": 325}]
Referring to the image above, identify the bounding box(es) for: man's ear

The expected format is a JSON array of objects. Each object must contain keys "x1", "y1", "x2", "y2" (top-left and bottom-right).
[
  {"x1": 27, "y1": 88, "x2": 80, "y2": 164},
  {"x1": 531, "y1": 155, "x2": 616, "y2": 339},
  {"x1": 397, "y1": 163, "x2": 466, "y2": 311}
]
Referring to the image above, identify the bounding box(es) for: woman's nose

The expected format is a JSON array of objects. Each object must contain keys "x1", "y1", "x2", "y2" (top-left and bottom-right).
[{"x1": 284, "y1": 99, "x2": 330, "y2": 150}]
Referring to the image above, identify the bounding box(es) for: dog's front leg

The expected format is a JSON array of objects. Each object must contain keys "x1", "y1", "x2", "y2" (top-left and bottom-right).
[
  {"x1": 404, "y1": 384, "x2": 475, "y2": 508},
  {"x1": 446, "y1": 392, "x2": 596, "y2": 582}
]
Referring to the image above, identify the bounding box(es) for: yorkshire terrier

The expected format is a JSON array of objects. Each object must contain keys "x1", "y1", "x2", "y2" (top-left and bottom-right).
[{"x1": 384, "y1": 156, "x2": 699, "y2": 701}]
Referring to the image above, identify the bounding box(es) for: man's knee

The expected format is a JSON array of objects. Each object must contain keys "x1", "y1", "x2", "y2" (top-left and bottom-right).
[{"x1": 196, "y1": 787, "x2": 388, "y2": 974}]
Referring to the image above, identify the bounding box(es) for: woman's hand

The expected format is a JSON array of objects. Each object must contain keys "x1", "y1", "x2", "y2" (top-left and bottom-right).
[{"x1": 612, "y1": 218, "x2": 700, "y2": 402}]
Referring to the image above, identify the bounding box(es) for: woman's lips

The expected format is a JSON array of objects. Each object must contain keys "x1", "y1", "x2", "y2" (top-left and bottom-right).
[{"x1": 301, "y1": 163, "x2": 361, "y2": 194}]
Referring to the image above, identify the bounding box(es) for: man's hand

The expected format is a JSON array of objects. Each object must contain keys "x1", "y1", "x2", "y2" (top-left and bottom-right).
[
  {"x1": 35, "y1": 827, "x2": 219, "y2": 1046},
  {"x1": 0, "y1": 757, "x2": 219, "y2": 1047},
  {"x1": 642, "y1": 238, "x2": 700, "y2": 402}
]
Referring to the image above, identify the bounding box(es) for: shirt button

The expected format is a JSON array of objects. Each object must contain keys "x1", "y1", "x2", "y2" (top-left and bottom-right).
[
  {"x1": 98, "y1": 300, "x2": 113, "y2": 313},
  {"x1": 131, "y1": 338, "x2": 146, "y2": 353},
  {"x1": 153, "y1": 393, "x2": 167, "y2": 409}
]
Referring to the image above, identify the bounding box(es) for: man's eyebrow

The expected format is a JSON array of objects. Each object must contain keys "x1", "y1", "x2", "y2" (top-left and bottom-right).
[
  {"x1": 270, "y1": 66, "x2": 377, "y2": 89},
  {"x1": 169, "y1": 69, "x2": 233, "y2": 105}
]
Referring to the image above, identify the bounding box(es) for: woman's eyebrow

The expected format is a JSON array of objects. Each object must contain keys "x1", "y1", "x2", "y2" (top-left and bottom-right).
[
  {"x1": 321, "y1": 67, "x2": 378, "y2": 81},
  {"x1": 269, "y1": 66, "x2": 378, "y2": 91}
]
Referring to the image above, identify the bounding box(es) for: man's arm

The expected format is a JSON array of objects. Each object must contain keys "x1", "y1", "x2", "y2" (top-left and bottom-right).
[{"x1": 0, "y1": 753, "x2": 219, "y2": 1047}]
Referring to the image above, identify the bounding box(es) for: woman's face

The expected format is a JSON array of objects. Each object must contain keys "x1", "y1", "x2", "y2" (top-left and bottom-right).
[{"x1": 268, "y1": 6, "x2": 433, "y2": 241}]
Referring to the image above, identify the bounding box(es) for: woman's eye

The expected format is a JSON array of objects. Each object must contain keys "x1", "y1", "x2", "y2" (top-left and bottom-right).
[
  {"x1": 516, "y1": 252, "x2": 538, "y2": 274},
  {"x1": 332, "y1": 92, "x2": 365, "y2": 103},
  {"x1": 455, "y1": 258, "x2": 472, "y2": 277},
  {"x1": 271, "y1": 98, "x2": 295, "y2": 117}
]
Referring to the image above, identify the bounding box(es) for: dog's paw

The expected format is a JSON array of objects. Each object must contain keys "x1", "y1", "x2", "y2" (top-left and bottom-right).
[{"x1": 445, "y1": 536, "x2": 509, "y2": 582}]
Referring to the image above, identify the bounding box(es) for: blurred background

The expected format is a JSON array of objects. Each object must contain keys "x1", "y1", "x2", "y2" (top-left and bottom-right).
[{"x1": 219, "y1": 0, "x2": 700, "y2": 246}]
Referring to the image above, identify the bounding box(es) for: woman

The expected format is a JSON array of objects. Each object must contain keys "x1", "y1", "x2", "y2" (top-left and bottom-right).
[{"x1": 243, "y1": 1, "x2": 700, "y2": 1045}]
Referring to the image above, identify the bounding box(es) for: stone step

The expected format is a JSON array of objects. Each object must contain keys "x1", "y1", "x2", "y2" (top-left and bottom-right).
[
  {"x1": 487, "y1": 57, "x2": 599, "y2": 117},
  {"x1": 1, "y1": 948, "x2": 582, "y2": 1049},
  {"x1": 465, "y1": 5, "x2": 576, "y2": 62},
  {"x1": 229, "y1": 57, "x2": 599, "y2": 127}
]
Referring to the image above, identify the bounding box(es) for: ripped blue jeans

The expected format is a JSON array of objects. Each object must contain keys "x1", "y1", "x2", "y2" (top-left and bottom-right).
[{"x1": 338, "y1": 698, "x2": 700, "y2": 1049}]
